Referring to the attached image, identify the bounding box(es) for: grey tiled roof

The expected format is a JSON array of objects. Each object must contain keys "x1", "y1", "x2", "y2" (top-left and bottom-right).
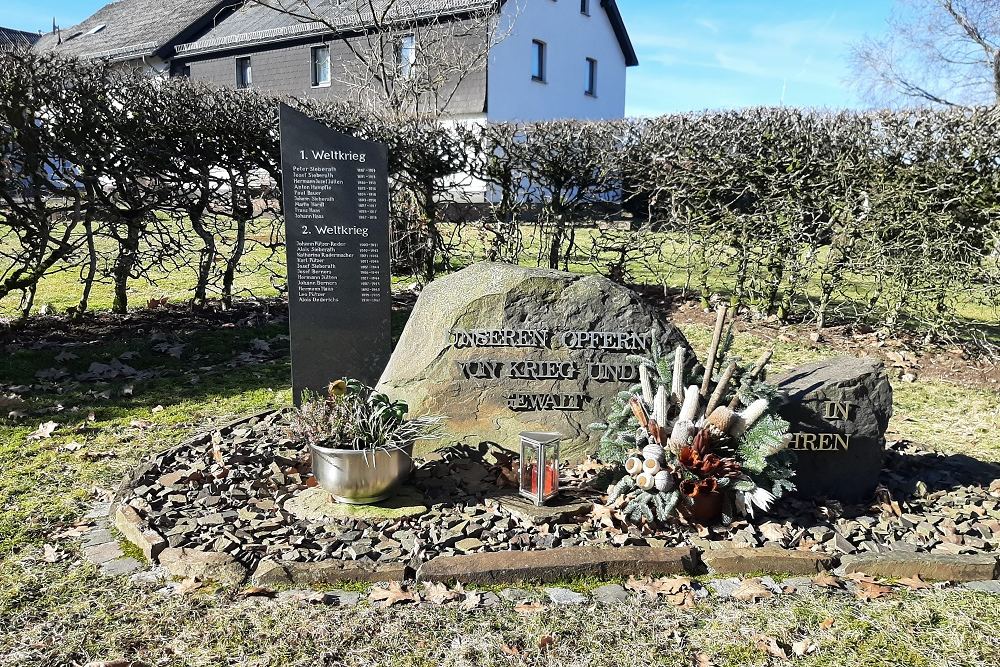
[
  {"x1": 176, "y1": 0, "x2": 497, "y2": 56},
  {"x1": 33, "y1": 0, "x2": 232, "y2": 62},
  {"x1": 0, "y1": 26, "x2": 41, "y2": 50}
]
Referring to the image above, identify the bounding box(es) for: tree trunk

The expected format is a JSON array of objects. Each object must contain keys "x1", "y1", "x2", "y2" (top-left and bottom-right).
[
  {"x1": 190, "y1": 211, "x2": 216, "y2": 309},
  {"x1": 76, "y1": 217, "x2": 98, "y2": 319},
  {"x1": 421, "y1": 181, "x2": 438, "y2": 282},
  {"x1": 222, "y1": 215, "x2": 247, "y2": 309},
  {"x1": 112, "y1": 221, "x2": 141, "y2": 314}
]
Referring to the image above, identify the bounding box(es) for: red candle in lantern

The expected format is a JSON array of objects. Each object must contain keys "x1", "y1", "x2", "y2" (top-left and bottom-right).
[{"x1": 529, "y1": 463, "x2": 558, "y2": 495}]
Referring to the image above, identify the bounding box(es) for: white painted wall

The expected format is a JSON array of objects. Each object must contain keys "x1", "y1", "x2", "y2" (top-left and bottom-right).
[{"x1": 488, "y1": 0, "x2": 628, "y2": 122}]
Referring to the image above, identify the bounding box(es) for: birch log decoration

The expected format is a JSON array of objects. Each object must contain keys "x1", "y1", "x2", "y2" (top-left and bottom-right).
[
  {"x1": 705, "y1": 361, "x2": 737, "y2": 415},
  {"x1": 700, "y1": 305, "x2": 729, "y2": 397},
  {"x1": 671, "y1": 346, "x2": 685, "y2": 403},
  {"x1": 728, "y1": 348, "x2": 774, "y2": 409}
]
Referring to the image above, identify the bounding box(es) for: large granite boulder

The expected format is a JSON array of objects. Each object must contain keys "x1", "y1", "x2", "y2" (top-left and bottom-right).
[
  {"x1": 775, "y1": 357, "x2": 893, "y2": 503},
  {"x1": 378, "y1": 263, "x2": 690, "y2": 459}
]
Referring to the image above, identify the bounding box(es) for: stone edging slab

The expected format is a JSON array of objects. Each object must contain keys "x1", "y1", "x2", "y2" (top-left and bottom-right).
[{"x1": 417, "y1": 546, "x2": 699, "y2": 585}]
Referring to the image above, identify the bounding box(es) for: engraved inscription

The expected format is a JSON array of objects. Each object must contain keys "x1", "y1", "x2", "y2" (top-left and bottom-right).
[
  {"x1": 788, "y1": 432, "x2": 852, "y2": 451},
  {"x1": 507, "y1": 393, "x2": 589, "y2": 412}
]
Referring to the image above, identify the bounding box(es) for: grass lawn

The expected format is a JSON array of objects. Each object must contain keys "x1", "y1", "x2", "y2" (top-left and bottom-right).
[{"x1": 1, "y1": 253, "x2": 998, "y2": 664}]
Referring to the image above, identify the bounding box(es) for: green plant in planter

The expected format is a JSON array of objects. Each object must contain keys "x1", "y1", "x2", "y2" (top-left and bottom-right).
[{"x1": 289, "y1": 379, "x2": 442, "y2": 451}]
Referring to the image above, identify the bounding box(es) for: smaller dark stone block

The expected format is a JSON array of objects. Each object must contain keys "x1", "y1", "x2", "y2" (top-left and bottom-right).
[{"x1": 776, "y1": 357, "x2": 893, "y2": 504}]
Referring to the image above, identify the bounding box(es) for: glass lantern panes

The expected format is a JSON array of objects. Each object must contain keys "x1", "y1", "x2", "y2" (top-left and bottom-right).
[{"x1": 519, "y1": 432, "x2": 561, "y2": 506}]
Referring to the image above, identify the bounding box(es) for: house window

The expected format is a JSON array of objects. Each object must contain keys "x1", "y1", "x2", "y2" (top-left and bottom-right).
[
  {"x1": 531, "y1": 40, "x2": 546, "y2": 82},
  {"x1": 235, "y1": 57, "x2": 252, "y2": 89},
  {"x1": 581, "y1": 0, "x2": 590, "y2": 15},
  {"x1": 311, "y1": 45, "x2": 331, "y2": 87},
  {"x1": 585, "y1": 57, "x2": 597, "y2": 96},
  {"x1": 397, "y1": 34, "x2": 416, "y2": 78}
]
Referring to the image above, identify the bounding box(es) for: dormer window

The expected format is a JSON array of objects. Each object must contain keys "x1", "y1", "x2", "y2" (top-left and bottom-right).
[{"x1": 84, "y1": 24, "x2": 106, "y2": 36}]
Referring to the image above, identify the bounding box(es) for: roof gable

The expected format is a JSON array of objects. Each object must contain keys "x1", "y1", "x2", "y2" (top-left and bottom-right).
[
  {"x1": 601, "y1": 0, "x2": 637, "y2": 67},
  {"x1": 33, "y1": 0, "x2": 234, "y2": 62},
  {"x1": 1, "y1": 26, "x2": 41, "y2": 50}
]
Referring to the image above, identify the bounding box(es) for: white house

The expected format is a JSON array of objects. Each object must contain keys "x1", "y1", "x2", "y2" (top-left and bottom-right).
[{"x1": 36, "y1": 0, "x2": 638, "y2": 123}]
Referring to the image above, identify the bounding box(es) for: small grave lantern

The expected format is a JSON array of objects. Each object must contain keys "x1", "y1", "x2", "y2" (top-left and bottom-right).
[{"x1": 519, "y1": 432, "x2": 561, "y2": 506}]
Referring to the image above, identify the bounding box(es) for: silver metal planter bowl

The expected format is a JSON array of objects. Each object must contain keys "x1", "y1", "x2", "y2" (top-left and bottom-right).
[{"x1": 309, "y1": 442, "x2": 414, "y2": 505}]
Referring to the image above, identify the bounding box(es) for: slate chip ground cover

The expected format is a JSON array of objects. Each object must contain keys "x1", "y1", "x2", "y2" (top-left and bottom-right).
[{"x1": 2, "y1": 297, "x2": 1000, "y2": 666}]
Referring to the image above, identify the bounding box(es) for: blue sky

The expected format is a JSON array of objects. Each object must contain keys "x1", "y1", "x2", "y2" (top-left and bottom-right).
[{"x1": 1, "y1": 0, "x2": 895, "y2": 116}]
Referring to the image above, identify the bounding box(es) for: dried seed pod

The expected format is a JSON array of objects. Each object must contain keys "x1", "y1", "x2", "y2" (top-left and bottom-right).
[
  {"x1": 706, "y1": 406, "x2": 735, "y2": 435},
  {"x1": 669, "y1": 419, "x2": 695, "y2": 449},
  {"x1": 729, "y1": 398, "x2": 770, "y2": 437},
  {"x1": 636, "y1": 472, "x2": 655, "y2": 491},
  {"x1": 642, "y1": 442, "x2": 665, "y2": 465},
  {"x1": 679, "y1": 385, "x2": 701, "y2": 423},
  {"x1": 671, "y1": 346, "x2": 686, "y2": 403},
  {"x1": 653, "y1": 385, "x2": 670, "y2": 425},
  {"x1": 639, "y1": 364, "x2": 655, "y2": 405},
  {"x1": 624, "y1": 456, "x2": 644, "y2": 477},
  {"x1": 654, "y1": 470, "x2": 675, "y2": 492},
  {"x1": 642, "y1": 458, "x2": 662, "y2": 476}
]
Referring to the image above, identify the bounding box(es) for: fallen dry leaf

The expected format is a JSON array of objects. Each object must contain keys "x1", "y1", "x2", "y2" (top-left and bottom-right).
[
  {"x1": 591, "y1": 503, "x2": 619, "y2": 528},
  {"x1": 537, "y1": 634, "x2": 557, "y2": 651},
  {"x1": 460, "y1": 591, "x2": 483, "y2": 610},
  {"x1": 42, "y1": 544, "x2": 63, "y2": 563},
  {"x1": 812, "y1": 571, "x2": 845, "y2": 589},
  {"x1": 856, "y1": 580, "x2": 895, "y2": 601},
  {"x1": 239, "y1": 586, "x2": 276, "y2": 598},
  {"x1": 756, "y1": 635, "x2": 787, "y2": 659},
  {"x1": 626, "y1": 576, "x2": 693, "y2": 598},
  {"x1": 423, "y1": 582, "x2": 463, "y2": 605},
  {"x1": 792, "y1": 639, "x2": 817, "y2": 656},
  {"x1": 513, "y1": 601, "x2": 546, "y2": 615},
  {"x1": 693, "y1": 652, "x2": 715, "y2": 667},
  {"x1": 176, "y1": 578, "x2": 207, "y2": 595},
  {"x1": 500, "y1": 644, "x2": 523, "y2": 656},
  {"x1": 819, "y1": 617, "x2": 835, "y2": 630},
  {"x1": 27, "y1": 421, "x2": 59, "y2": 441},
  {"x1": 369, "y1": 582, "x2": 419, "y2": 607},
  {"x1": 731, "y1": 579, "x2": 774, "y2": 602},
  {"x1": 666, "y1": 590, "x2": 698, "y2": 608},
  {"x1": 897, "y1": 575, "x2": 932, "y2": 590}
]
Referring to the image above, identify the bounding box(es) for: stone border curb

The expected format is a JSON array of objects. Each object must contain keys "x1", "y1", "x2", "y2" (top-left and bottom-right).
[
  {"x1": 701, "y1": 544, "x2": 838, "y2": 576},
  {"x1": 417, "y1": 546, "x2": 699, "y2": 585}
]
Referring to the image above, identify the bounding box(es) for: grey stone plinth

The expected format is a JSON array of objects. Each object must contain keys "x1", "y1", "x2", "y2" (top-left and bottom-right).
[
  {"x1": 283, "y1": 486, "x2": 428, "y2": 523},
  {"x1": 494, "y1": 493, "x2": 592, "y2": 525}
]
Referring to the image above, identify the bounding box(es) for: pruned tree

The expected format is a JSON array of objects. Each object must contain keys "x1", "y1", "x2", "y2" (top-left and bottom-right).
[
  {"x1": 0, "y1": 50, "x2": 109, "y2": 319},
  {"x1": 851, "y1": 0, "x2": 1000, "y2": 107}
]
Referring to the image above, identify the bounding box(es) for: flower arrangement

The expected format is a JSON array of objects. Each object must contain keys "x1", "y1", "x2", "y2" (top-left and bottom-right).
[
  {"x1": 591, "y1": 306, "x2": 794, "y2": 525},
  {"x1": 289, "y1": 379, "x2": 442, "y2": 452}
]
